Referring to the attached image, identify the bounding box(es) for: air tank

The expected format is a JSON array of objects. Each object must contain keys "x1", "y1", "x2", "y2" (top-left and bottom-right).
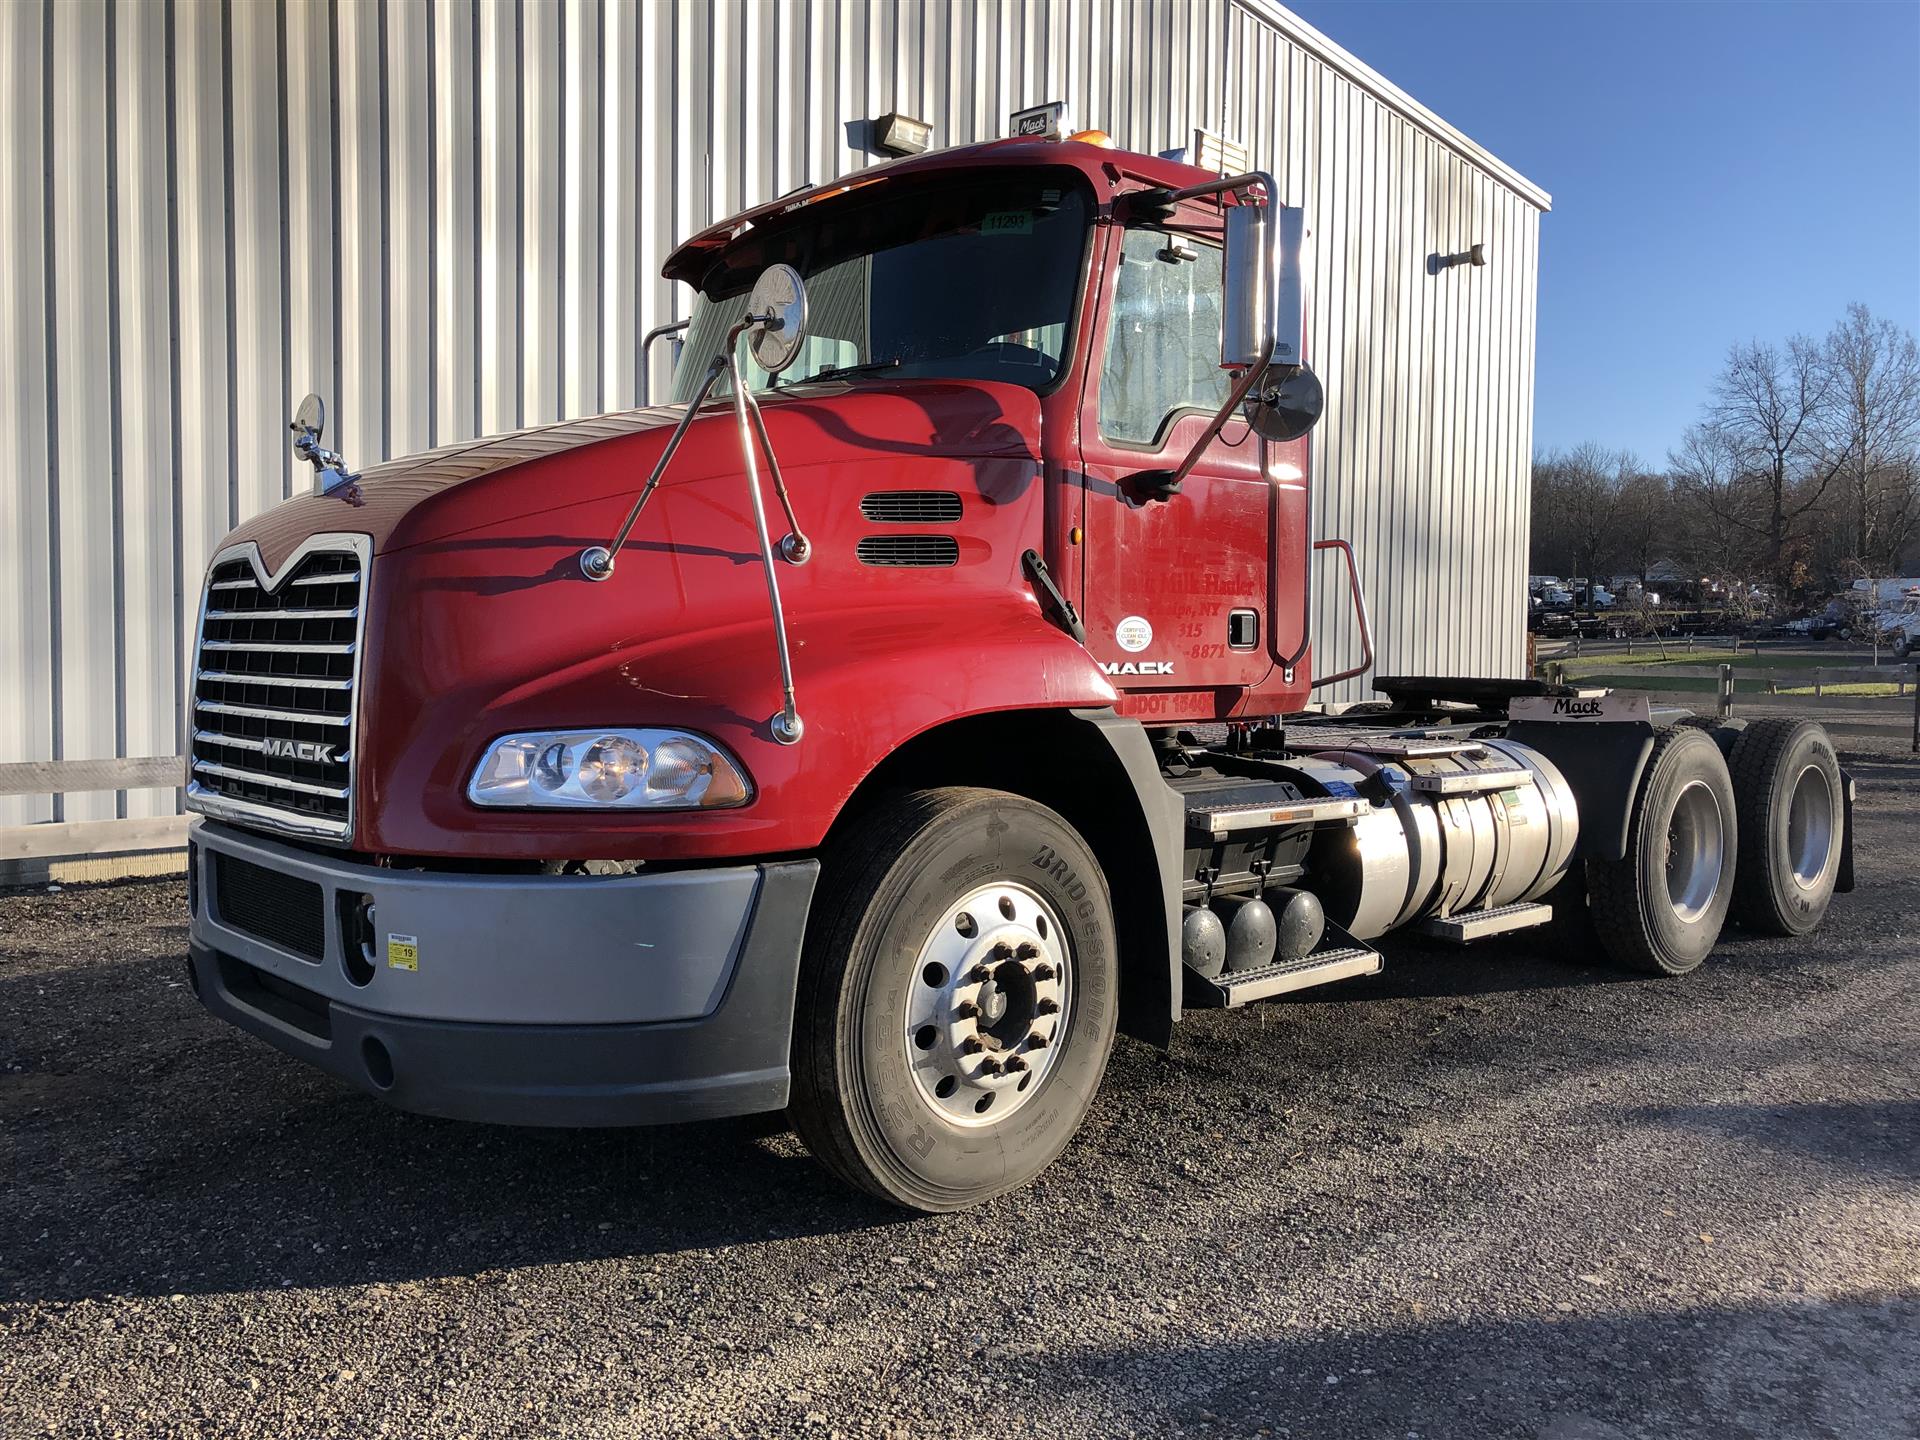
[{"x1": 1290, "y1": 739, "x2": 1580, "y2": 941}]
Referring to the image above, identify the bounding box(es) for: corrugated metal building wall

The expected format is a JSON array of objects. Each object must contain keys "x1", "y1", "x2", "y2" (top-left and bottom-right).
[{"x1": 0, "y1": 0, "x2": 1547, "y2": 831}]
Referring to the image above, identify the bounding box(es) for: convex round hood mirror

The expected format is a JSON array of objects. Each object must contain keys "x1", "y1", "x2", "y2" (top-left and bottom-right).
[
  {"x1": 746, "y1": 264, "x2": 809, "y2": 375},
  {"x1": 1244, "y1": 364, "x2": 1324, "y2": 443},
  {"x1": 290, "y1": 392, "x2": 326, "y2": 439}
]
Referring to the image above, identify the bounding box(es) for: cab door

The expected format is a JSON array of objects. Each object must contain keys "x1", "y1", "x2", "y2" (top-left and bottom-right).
[{"x1": 1076, "y1": 222, "x2": 1277, "y2": 720}]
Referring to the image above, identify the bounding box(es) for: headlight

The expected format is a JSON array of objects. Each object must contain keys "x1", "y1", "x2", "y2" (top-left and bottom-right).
[{"x1": 467, "y1": 728, "x2": 752, "y2": 810}]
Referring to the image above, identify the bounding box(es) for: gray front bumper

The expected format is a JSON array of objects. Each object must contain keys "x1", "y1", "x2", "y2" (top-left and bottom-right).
[{"x1": 186, "y1": 820, "x2": 818, "y2": 1126}]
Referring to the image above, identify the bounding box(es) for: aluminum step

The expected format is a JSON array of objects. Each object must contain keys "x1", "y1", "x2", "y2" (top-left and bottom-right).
[
  {"x1": 1418, "y1": 900, "x2": 1554, "y2": 944},
  {"x1": 1288, "y1": 730, "x2": 1491, "y2": 759},
  {"x1": 1406, "y1": 766, "x2": 1532, "y2": 796},
  {"x1": 1187, "y1": 943, "x2": 1383, "y2": 1008},
  {"x1": 1186, "y1": 794, "x2": 1368, "y2": 840}
]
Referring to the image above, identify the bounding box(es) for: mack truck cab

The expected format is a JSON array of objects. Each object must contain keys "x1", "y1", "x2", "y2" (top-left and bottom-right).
[{"x1": 184, "y1": 127, "x2": 1853, "y2": 1212}]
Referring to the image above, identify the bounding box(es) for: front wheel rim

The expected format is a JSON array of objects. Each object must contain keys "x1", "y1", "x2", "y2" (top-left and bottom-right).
[
  {"x1": 1665, "y1": 778, "x2": 1727, "y2": 923},
  {"x1": 903, "y1": 881, "x2": 1071, "y2": 1128}
]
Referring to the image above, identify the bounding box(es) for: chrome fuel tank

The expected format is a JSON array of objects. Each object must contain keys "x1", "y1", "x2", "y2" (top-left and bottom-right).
[{"x1": 1294, "y1": 737, "x2": 1579, "y2": 941}]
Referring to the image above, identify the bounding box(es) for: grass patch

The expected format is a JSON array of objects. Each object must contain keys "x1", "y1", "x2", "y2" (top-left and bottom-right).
[
  {"x1": 1566, "y1": 674, "x2": 1717, "y2": 694},
  {"x1": 1560, "y1": 648, "x2": 1780, "y2": 672},
  {"x1": 1552, "y1": 673, "x2": 1909, "y2": 700},
  {"x1": 1776, "y1": 682, "x2": 1905, "y2": 698}
]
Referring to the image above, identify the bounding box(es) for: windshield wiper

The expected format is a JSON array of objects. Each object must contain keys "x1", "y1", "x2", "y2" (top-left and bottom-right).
[{"x1": 816, "y1": 356, "x2": 903, "y2": 380}]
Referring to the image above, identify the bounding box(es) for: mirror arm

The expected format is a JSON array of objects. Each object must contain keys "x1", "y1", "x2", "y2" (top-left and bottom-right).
[
  {"x1": 1127, "y1": 356, "x2": 1273, "y2": 501},
  {"x1": 639, "y1": 318, "x2": 691, "y2": 407},
  {"x1": 581, "y1": 355, "x2": 726, "y2": 580},
  {"x1": 724, "y1": 350, "x2": 805, "y2": 745},
  {"x1": 1125, "y1": 169, "x2": 1283, "y2": 502},
  {"x1": 739, "y1": 385, "x2": 811, "y2": 563}
]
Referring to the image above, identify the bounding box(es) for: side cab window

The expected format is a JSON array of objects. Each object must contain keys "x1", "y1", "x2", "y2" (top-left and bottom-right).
[{"x1": 1098, "y1": 228, "x2": 1229, "y2": 447}]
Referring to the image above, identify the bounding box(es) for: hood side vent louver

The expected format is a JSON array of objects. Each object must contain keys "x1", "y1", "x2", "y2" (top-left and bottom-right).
[
  {"x1": 860, "y1": 490, "x2": 963, "y2": 524},
  {"x1": 857, "y1": 535, "x2": 960, "y2": 568}
]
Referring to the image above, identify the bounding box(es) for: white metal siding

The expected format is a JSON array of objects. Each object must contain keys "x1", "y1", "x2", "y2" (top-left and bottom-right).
[{"x1": 1, "y1": 0, "x2": 1544, "y2": 826}]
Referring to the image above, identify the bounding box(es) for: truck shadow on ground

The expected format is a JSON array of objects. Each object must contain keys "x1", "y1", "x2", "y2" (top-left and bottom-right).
[
  {"x1": 0, "y1": 889, "x2": 1882, "y2": 1309},
  {"x1": 0, "y1": 933, "x2": 1637, "y2": 1309},
  {"x1": 1022, "y1": 1295, "x2": 1919, "y2": 1438},
  {"x1": 0, "y1": 1041, "x2": 899, "y2": 1307},
  {"x1": 1628, "y1": 1100, "x2": 1920, "y2": 1184}
]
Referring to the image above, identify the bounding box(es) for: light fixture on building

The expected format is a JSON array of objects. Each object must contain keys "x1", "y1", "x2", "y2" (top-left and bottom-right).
[
  {"x1": 1009, "y1": 99, "x2": 1071, "y2": 140},
  {"x1": 873, "y1": 111, "x2": 932, "y2": 157},
  {"x1": 1192, "y1": 126, "x2": 1249, "y2": 176},
  {"x1": 1435, "y1": 243, "x2": 1487, "y2": 270}
]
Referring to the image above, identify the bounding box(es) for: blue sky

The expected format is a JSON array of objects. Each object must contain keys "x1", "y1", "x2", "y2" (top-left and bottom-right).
[{"x1": 1287, "y1": 0, "x2": 1920, "y2": 468}]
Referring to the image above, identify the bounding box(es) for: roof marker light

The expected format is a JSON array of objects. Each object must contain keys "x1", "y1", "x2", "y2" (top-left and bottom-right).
[{"x1": 1009, "y1": 100, "x2": 1071, "y2": 140}]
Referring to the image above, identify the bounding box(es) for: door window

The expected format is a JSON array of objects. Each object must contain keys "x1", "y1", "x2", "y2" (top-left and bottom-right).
[{"x1": 1098, "y1": 229, "x2": 1229, "y2": 446}]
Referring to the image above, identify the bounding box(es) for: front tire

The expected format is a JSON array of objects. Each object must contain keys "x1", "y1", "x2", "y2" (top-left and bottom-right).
[
  {"x1": 788, "y1": 787, "x2": 1118, "y2": 1212},
  {"x1": 1586, "y1": 726, "x2": 1737, "y2": 976}
]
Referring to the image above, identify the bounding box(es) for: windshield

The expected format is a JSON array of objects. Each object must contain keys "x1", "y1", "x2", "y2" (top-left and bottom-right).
[{"x1": 670, "y1": 173, "x2": 1091, "y2": 402}]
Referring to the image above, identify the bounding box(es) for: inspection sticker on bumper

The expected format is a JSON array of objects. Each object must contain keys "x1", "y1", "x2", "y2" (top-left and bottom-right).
[{"x1": 386, "y1": 934, "x2": 419, "y2": 971}]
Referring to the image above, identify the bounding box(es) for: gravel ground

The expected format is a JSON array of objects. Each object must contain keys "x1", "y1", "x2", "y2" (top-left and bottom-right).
[{"x1": 3, "y1": 735, "x2": 1916, "y2": 1439}]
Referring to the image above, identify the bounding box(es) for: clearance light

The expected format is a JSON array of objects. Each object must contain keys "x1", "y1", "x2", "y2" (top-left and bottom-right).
[
  {"x1": 874, "y1": 111, "x2": 933, "y2": 157},
  {"x1": 468, "y1": 728, "x2": 752, "y2": 810},
  {"x1": 1067, "y1": 129, "x2": 1114, "y2": 148}
]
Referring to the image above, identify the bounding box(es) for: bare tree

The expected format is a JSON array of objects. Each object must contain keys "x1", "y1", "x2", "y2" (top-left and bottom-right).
[
  {"x1": 1680, "y1": 337, "x2": 1855, "y2": 596},
  {"x1": 1612, "y1": 468, "x2": 1675, "y2": 589},
  {"x1": 1531, "y1": 443, "x2": 1633, "y2": 587},
  {"x1": 1670, "y1": 422, "x2": 1764, "y2": 592},
  {"x1": 1826, "y1": 303, "x2": 1920, "y2": 572}
]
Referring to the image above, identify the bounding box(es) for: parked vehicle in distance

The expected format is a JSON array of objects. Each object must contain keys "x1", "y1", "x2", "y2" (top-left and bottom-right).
[{"x1": 179, "y1": 121, "x2": 1857, "y2": 1211}]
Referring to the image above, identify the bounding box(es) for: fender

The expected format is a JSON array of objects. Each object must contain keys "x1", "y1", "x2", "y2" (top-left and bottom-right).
[
  {"x1": 1069, "y1": 708, "x2": 1186, "y2": 1044},
  {"x1": 1506, "y1": 717, "x2": 1657, "y2": 862}
]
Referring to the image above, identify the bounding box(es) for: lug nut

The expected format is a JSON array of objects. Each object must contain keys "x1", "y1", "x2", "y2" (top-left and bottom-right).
[
  {"x1": 1015, "y1": 941, "x2": 1040, "y2": 960},
  {"x1": 960, "y1": 1036, "x2": 984, "y2": 1054},
  {"x1": 1036, "y1": 998, "x2": 1059, "y2": 1015},
  {"x1": 979, "y1": 1056, "x2": 1003, "y2": 1075},
  {"x1": 1031, "y1": 962, "x2": 1056, "y2": 981},
  {"x1": 1004, "y1": 1055, "x2": 1028, "y2": 1073},
  {"x1": 1026, "y1": 1031, "x2": 1048, "y2": 1049},
  {"x1": 955, "y1": 1000, "x2": 979, "y2": 1019},
  {"x1": 990, "y1": 942, "x2": 1014, "y2": 961},
  {"x1": 970, "y1": 963, "x2": 993, "y2": 983}
]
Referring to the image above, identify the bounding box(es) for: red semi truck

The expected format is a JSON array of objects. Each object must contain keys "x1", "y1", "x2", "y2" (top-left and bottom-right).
[{"x1": 184, "y1": 125, "x2": 1852, "y2": 1212}]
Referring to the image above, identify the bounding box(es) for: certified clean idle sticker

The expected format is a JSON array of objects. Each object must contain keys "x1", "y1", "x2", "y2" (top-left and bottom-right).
[
  {"x1": 1115, "y1": 615, "x2": 1153, "y2": 653},
  {"x1": 386, "y1": 934, "x2": 419, "y2": 971}
]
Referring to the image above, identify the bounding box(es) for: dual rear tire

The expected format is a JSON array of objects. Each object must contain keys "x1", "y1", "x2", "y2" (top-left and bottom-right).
[{"x1": 1561, "y1": 717, "x2": 1845, "y2": 975}]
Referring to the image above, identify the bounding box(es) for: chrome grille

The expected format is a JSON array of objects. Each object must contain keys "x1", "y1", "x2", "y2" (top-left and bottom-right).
[{"x1": 187, "y1": 536, "x2": 368, "y2": 841}]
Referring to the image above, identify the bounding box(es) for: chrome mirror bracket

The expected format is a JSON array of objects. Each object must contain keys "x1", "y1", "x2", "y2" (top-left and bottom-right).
[
  {"x1": 579, "y1": 267, "x2": 814, "y2": 744},
  {"x1": 580, "y1": 357, "x2": 727, "y2": 581}
]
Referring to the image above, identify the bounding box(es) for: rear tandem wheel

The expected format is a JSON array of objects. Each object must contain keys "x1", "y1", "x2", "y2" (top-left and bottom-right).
[{"x1": 1583, "y1": 725, "x2": 1739, "y2": 976}]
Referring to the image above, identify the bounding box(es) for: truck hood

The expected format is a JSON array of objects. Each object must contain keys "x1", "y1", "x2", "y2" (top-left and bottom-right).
[{"x1": 222, "y1": 379, "x2": 1043, "y2": 574}]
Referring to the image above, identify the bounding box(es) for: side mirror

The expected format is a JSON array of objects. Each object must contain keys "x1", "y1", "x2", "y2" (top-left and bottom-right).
[
  {"x1": 1220, "y1": 204, "x2": 1271, "y2": 370},
  {"x1": 1219, "y1": 203, "x2": 1306, "y2": 372},
  {"x1": 744, "y1": 263, "x2": 809, "y2": 375},
  {"x1": 1222, "y1": 201, "x2": 1320, "y2": 442},
  {"x1": 290, "y1": 391, "x2": 325, "y2": 441}
]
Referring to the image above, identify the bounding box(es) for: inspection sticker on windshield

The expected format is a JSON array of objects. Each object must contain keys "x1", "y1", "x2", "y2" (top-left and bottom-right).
[
  {"x1": 981, "y1": 210, "x2": 1033, "y2": 236},
  {"x1": 386, "y1": 934, "x2": 419, "y2": 971}
]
